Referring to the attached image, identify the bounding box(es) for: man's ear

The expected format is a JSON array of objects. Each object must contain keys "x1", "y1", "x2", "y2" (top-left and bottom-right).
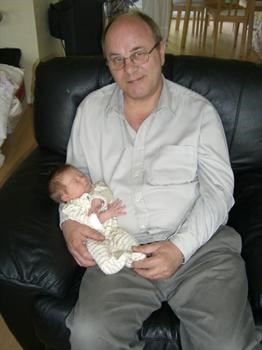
[{"x1": 159, "y1": 39, "x2": 166, "y2": 66}]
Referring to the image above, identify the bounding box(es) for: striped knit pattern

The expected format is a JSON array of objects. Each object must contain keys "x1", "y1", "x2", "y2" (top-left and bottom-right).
[{"x1": 62, "y1": 182, "x2": 146, "y2": 274}]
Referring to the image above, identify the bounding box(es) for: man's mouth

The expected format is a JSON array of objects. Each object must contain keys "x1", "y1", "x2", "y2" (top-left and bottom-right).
[{"x1": 127, "y1": 76, "x2": 144, "y2": 84}]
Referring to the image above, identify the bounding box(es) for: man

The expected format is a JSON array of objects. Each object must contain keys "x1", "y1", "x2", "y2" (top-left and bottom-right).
[{"x1": 61, "y1": 10, "x2": 261, "y2": 350}]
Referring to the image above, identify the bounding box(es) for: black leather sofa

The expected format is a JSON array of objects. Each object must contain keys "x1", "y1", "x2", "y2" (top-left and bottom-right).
[{"x1": 0, "y1": 54, "x2": 262, "y2": 350}]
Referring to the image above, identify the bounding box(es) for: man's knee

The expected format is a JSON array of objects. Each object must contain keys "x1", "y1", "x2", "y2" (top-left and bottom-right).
[
  {"x1": 69, "y1": 312, "x2": 107, "y2": 350},
  {"x1": 68, "y1": 307, "x2": 142, "y2": 350}
]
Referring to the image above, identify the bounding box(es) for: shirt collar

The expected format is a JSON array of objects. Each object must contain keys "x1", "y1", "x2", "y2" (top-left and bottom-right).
[
  {"x1": 106, "y1": 84, "x2": 124, "y2": 118},
  {"x1": 106, "y1": 75, "x2": 174, "y2": 119},
  {"x1": 157, "y1": 76, "x2": 173, "y2": 113}
]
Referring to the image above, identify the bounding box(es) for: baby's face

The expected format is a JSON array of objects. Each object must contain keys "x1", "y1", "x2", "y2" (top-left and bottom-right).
[{"x1": 62, "y1": 168, "x2": 92, "y2": 201}]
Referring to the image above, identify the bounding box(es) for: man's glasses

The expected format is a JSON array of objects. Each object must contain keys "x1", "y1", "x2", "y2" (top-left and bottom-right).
[{"x1": 107, "y1": 42, "x2": 160, "y2": 71}]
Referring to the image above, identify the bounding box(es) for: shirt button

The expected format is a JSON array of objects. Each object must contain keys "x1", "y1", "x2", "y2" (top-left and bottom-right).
[
  {"x1": 135, "y1": 192, "x2": 142, "y2": 202},
  {"x1": 133, "y1": 170, "x2": 142, "y2": 178},
  {"x1": 140, "y1": 224, "x2": 146, "y2": 230}
]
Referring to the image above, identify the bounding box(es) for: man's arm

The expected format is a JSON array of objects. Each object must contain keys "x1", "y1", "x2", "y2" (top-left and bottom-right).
[
  {"x1": 60, "y1": 102, "x2": 105, "y2": 267},
  {"x1": 61, "y1": 220, "x2": 104, "y2": 267},
  {"x1": 170, "y1": 105, "x2": 234, "y2": 263},
  {"x1": 133, "y1": 104, "x2": 234, "y2": 278}
]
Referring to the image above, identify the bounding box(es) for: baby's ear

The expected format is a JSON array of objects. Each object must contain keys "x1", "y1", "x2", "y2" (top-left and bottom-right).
[{"x1": 61, "y1": 193, "x2": 69, "y2": 202}]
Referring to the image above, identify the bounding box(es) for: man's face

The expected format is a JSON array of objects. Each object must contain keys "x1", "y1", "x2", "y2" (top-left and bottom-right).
[{"x1": 104, "y1": 16, "x2": 166, "y2": 102}]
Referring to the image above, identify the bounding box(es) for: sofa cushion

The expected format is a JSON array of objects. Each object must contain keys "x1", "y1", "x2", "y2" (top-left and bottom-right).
[
  {"x1": 228, "y1": 171, "x2": 262, "y2": 313},
  {"x1": 0, "y1": 149, "x2": 75, "y2": 297},
  {"x1": 34, "y1": 56, "x2": 112, "y2": 156}
]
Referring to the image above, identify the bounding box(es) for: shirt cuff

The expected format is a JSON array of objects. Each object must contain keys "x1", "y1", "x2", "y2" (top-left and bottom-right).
[{"x1": 170, "y1": 228, "x2": 199, "y2": 263}]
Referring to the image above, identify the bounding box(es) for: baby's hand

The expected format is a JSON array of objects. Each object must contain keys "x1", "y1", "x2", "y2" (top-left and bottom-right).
[
  {"x1": 108, "y1": 199, "x2": 126, "y2": 217},
  {"x1": 88, "y1": 198, "x2": 103, "y2": 215}
]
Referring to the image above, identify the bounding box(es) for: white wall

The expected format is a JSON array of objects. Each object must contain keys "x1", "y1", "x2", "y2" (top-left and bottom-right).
[
  {"x1": 33, "y1": 0, "x2": 64, "y2": 60},
  {"x1": 0, "y1": 0, "x2": 64, "y2": 103}
]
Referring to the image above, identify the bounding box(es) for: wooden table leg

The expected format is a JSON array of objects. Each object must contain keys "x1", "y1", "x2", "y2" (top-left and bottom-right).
[
  {"x1": 181, "y1": 0, "x2": 192, "y2": 50},
  {"x1": 246, "y1": 0, "x2": 255, "y2": 56}
]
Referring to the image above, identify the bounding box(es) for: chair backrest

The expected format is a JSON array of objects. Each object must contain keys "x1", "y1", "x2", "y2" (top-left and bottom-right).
[
  {"x1": 255, "y1": 1, "x2": 262, "y2": 9},
  {"x1": 205, "y1": 0, "x2": 248, "y2": 14},
  {"x1": 173, "y1": 0, "x2": 204, "y2": 8},
  {"x1": 173, "y1": 0, "x2": 203, "y2": 4}
]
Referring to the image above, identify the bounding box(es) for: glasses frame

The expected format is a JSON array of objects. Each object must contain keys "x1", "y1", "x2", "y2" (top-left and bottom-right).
[{"x1": 107, "y1": 41, "x2": 161, "y2": 71}]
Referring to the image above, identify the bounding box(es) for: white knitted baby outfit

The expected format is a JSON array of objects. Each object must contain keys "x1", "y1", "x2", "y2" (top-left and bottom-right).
[{"x1": 62, "y1": 181, "x2": 145, "y2": 274}]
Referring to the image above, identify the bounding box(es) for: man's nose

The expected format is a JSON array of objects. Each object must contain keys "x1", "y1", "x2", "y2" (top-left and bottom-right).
[{"x1": 123, "y1": 58, "x2": 137, "y2": 73}]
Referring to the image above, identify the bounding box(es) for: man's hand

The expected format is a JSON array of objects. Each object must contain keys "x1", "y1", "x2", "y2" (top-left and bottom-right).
[
  {"x1": 132, "y1": 241, "x2": 184, "y2": 280},
  {"x1": 61, "y1": 220, "x2": 104, "y2": 267}
]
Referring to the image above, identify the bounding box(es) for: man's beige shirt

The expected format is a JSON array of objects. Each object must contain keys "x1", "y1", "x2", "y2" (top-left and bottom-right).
[{"x1": 64, "y1": 77, "x2": 234, "y2": 262}]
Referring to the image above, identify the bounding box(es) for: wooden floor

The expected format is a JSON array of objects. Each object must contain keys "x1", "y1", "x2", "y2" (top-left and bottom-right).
[
  {"x1": 0, "y1": 19, "x2": 261, "y2": 350},
  {"x1": 167, "y1": 17, "x2": 262, "y2": 63},
  {"x1": 0, "y1": 316, "x2": 22, "y2": 350}
]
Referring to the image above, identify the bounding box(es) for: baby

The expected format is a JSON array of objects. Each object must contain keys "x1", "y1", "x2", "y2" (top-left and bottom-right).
[{"x1": 48, "y1": 164, "x2": 146, "y2": 274}]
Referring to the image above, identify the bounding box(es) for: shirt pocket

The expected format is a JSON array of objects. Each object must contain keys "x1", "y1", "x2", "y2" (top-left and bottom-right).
[{"x1": 147, "y1": 145, "x2": 197, "y2": 185}]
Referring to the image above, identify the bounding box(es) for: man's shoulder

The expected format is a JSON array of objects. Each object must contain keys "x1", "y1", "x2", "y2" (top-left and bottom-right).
[
  {"x1": 165, "y1": 78, "x2": 209, "y2": 103},
  {"x1": 82, "y1": 83, "x2": 117, "y2": 104},
  {"x1": 164, "y1": 78, "x2": 216, "y2": 114},
  {"x1": 75, "y1": 83, "x2": 117, "y2": 125}
]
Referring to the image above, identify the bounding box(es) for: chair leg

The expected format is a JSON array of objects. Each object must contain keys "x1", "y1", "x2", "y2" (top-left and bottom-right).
[
  {"x1": 192, "y1": 10, "x2": 196, "y2": 35},
  {"x1": 198, "y1": 9, "x2": 205, "y2": 46},
  {"x1": 240, "y1": 20, "x2": 249, "y2": 57},
  {"x1": 202, "y1": 13, "x2": 209, "y2": 48},
  {"x1": 219, "y1": 21, "x2": 223, "y2": 33},
  {"x1": 233, "y1": 22, "x2": 240, "y2": 47},
  {"x1": 212, "y1": 16, "x2": 219, "y2": 56},
  {"x1": 175, "y1": 10, "x2": 182, "y2": 31},
  {"x1": 180, "y1": 2, "x2": 191, "y2": 50},
  {"x1": 246, "y1": 2, "x2": 255, "y2": 56},
  {"x1": 196, "y1": 11, "x2": 200, "y2": 37}
]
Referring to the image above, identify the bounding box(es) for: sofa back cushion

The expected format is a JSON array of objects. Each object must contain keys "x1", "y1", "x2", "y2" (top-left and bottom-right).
[
  {"x1": 34, "y1": 56, "x2": 112, "y2": 156},
  {"x1": 34, "y1": 55, "x2": 262, "y2": 171}
]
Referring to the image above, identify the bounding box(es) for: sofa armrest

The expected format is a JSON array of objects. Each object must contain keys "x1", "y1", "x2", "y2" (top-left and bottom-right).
[
  {"x1": 228, "y1": 170, "x2": 262, "y2": 312},
  {"x1": 0, "y1": 148, "x2": 76, "y2": 298}
]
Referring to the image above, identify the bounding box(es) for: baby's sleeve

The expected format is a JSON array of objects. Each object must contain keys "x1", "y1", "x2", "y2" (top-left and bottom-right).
[
  {"x1": 92, "y1": 182, "x2": 115, "y2": 209},
  {"x1": 63, "y1": 201, "x2": 104, "y2": 232}
]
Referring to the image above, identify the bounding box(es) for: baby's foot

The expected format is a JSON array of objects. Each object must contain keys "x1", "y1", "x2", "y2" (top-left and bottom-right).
[{"x1": 125, "y1": 252, "x2": 146, "y2": 268}]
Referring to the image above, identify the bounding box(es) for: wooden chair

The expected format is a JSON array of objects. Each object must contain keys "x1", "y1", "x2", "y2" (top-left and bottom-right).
[
  {"x1": 172, "y1": 0, "x2": 206, "y2": 49},
  {"x1": 243, "y1": 0, "x2": 262, "y2": 55},
  {"x1": 202, "y1": 0, "x2": 251, "y2": 56}
]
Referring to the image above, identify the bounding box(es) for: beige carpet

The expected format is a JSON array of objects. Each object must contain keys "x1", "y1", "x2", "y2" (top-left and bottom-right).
[{"x1": 0, "y1": 315, "x2": 22, "y2": 350}]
